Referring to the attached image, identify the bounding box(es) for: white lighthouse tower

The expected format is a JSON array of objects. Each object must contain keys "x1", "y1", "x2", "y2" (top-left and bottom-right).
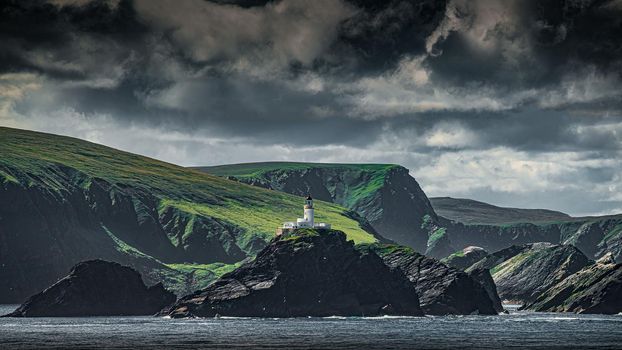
[
  {"x1": 303, "y1": 195, "x2": 314, "y2": 227},
  {"x1": 278, "y1": 195, "x2": 331, "y2": 234}
]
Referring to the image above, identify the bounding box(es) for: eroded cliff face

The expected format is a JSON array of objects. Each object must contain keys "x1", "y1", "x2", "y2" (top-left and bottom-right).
[
  {"x1": 0, "y1": 171, "x2": 247, "y2": 302},
  {"x1": 524, "y1": 254, "x2": 622, "y2": 314},
  {"x1": 163, "y1": 229, "x2": 423, "y2": 318},
  {"x1": 467, "y1": 243, "x2": 591, "y2": 304},
  {"x1": 367, "y1": 244, "x2": 499, "y2": 315},
  {"x1": 203, "y1": 164, "x2": 438, "y2": 252}
]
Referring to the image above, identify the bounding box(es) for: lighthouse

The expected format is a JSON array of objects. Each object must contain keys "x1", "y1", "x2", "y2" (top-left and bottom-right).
[
  {"x1": 303, "y1": 195, "x2": 314, "y2": 227},
  {"x1": 278, "y1": 195, "x2": 331, "y2": 234}
]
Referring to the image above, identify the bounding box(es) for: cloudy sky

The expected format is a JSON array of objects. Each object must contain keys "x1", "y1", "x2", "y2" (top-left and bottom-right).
[{"x1": 1, "y1": 0, "x2": 621, "y2": 216}]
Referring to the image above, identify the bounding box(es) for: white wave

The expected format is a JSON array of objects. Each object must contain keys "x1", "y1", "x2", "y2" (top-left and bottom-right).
[{"x1": 361, "y1": 315, "x2": 420, "y2": 320}]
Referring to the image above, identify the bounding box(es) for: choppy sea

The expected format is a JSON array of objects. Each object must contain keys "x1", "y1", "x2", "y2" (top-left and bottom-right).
[{"x1": 1, "y1": 304, "x2": 621, "y2": 349}]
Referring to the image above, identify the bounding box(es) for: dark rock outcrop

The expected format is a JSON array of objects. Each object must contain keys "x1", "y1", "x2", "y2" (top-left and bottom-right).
[
  {"x1": 163, "y1": 229, "x2": 423, "y2": 318},
  {"x1": 524, "y1": 253, "x2": 622, "y2": 314},
  {"x1": 469, "y1": 243, "x2": 590, "y2": 304},
  {"x1": 442, "y1": 246, "x2": 489, "y2": 270},
  {"x1": 367, "y1": 244, "x2": 499, "y2": 315},
  {"x1": 5, "y1": 260, "x2": 176, "y2": 317},
  {"x1": 467, "y1": 268, "x2": 504, "y2": 313}
]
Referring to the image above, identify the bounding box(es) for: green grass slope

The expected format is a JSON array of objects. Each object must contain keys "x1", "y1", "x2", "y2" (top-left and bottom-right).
[{"x1": 0, "y1": 127, "x2": 376, "y2": 302}]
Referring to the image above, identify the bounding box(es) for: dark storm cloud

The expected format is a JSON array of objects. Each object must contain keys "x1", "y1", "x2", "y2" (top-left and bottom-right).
[
  {"x1": 0, "y1": 0, "x2": 148, "y2": 77},
  {"x1": 4, "y1": 0, "x2": 619, "y2": 146},
  {"x1": 1, "y1": 0, "x2": 622, "y2": 215},
  {"x1": 4, "y1": 0, "x2": 622, "y2": 151},
  {"x1": 336, "y1": 0, "x2": 448, "y2": 72}
]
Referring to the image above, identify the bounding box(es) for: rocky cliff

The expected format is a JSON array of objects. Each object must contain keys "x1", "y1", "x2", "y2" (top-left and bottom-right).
[
  {"x1": 163, "y1": 229, "x2": 423, "y2": 318},
  {"x1": 524, "y1": 253, "x2": 622, "y2": 314},
  {"x1": 365, "y1": 244, "x2": 499, "y2": 315},
  {"x1": 199, "y1": 162, "x2": 438, "y2": 252},
  {"x1": 468, "y1": 243, "x2": 591, "y2": 304},
  {"x1": 5, "y1": 260, "x2": 176, "y2": 317}
]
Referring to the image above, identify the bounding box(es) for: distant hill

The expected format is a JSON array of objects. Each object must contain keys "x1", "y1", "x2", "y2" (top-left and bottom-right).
[
  {"x1": 0, "y1": 128, "x2": 377, "y2": 302},
  {"x1": 429, "y1": 197, "x2": 572, "y2": 225},
  {"x1": 197, "y1": 162, "x2": 438, "y2": 252}
]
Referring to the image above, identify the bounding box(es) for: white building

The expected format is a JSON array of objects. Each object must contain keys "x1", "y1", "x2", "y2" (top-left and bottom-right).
[{"x1": 279, "y1": 195, "x2": 331, "y2": 234}]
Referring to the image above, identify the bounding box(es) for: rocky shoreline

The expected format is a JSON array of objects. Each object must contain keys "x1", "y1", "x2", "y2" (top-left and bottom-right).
[{"x1": 5, "y1": 231, "x2": 622, "y2": 318}]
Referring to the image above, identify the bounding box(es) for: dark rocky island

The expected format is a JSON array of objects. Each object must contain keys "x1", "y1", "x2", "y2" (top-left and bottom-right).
[
  {"x1": 467, "y1": 268, "x2": 504, "y2": 313},
  {"x1": 5, "y1": 260, "x2": 176, "y2": 317},
  {"x1": 524, "y1": 253, "x2": 622, "y2": 314},
  {"x1": 163, "y1": 229, "x2": 423, "y2": 318},
  {"x1": 366, "y1": 244, "x2": 500, "y2": 315}
]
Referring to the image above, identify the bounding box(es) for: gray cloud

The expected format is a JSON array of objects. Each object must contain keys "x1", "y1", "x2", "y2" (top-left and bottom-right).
[{"x1": 1, "y1": 0, "x2": 621, "y2": 216}]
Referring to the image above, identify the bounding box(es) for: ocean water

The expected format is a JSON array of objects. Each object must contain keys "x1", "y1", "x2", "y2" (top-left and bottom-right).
[{"x1": 1, "y1": 305, "x2": 622, "y2": 349}]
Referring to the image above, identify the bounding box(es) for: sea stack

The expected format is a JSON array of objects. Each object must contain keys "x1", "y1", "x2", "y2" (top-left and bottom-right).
[
  {"x1": 163, "y1": 229, "x2": 423, "y2": 318},
  {"x1": 5, "y1": 260, "x2": 176, "y2": 317}
]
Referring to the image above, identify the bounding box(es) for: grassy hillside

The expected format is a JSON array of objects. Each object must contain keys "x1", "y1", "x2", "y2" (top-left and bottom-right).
[
  {"x1": 198, "y1": 161, "x2": 439, "y2": 252},
  {"x1": 0, "y1": 128, "x2": 375, "y2": 244},
  {"x1": 430, "y1": 197, "x2": 572, "y2": 225},
  {"x1": 0, "y1": 127, "x2": 377, "y2": 302}
]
